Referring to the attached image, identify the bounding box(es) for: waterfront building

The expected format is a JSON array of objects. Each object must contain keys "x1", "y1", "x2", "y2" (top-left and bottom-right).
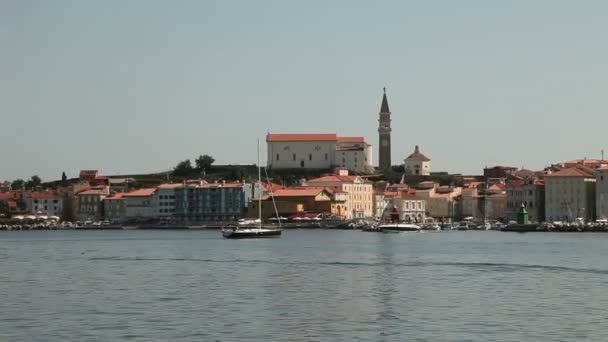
[
  {"x1": 174, "y1": 181, "x2": 253, "y2": 223},
  {"x1": 506, "y1": 179, "x2": 545, "y2": 223},
  {"x1": 103, "y1": 193, "x2": 126, "y2": 223},
  {"x1": 596, "y1": 168, "x2": 608, "y2": 221},
  {"x1": 124, "y1": 188, "x2": 157, "y2": 221},
  {"x1": 0, "y1": 191, "x2": 22, "y2": 216},
  {"x1": 303, "y1": 168, "x2": 374, "y2": 218},
  {"x1": 248, "y1": 187, "x2": 346, "y2": 219},
  {"x1": 382, "y1": 190, "x2": 426, "y2": 223},
  {"x1": 77, "y1": 186, "x2": 110, "y2": 222},
  {"x1": 153, "y1": 183, "x2": 179, "y2": 218},
  {"x1": 266, "y1": 133, "x2": 373, "y2": 173},
  {"x1": 558, "y1": 159, "x2": 608, "y2": 170},
  {"x1": 545, "y1": 167, "x2": 596, "y2": 222},
  {"x1": 413, "y1": 182, "x2": 461, "y2": 222},
  {"x1": 23, "y1": 191, "x2": 63, "y2": 217},
  {"x1": 378, "y1": 88, "x2": 392, "y2": 169},
  {"x1": 404, "y1": 145, "x2": 431, "y2": 176}
]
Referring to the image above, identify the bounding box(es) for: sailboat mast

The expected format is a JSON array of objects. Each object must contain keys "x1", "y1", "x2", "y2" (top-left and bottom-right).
[{"x1": 258, "y1": 139, "x2": 262, "y2": 229}]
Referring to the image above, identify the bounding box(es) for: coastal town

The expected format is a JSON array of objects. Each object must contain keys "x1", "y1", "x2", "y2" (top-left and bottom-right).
[{"x1": 1, "y1": 90, "x2": 607, "y2": 231}]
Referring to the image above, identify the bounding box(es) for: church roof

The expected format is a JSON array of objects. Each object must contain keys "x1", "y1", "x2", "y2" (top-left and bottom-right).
[
  {"x1": 405, "y1": 145, "x2": 430, "y2": 162},
  {"x1": 380, "y1": 88, "x2": 390, "y2": 113}
]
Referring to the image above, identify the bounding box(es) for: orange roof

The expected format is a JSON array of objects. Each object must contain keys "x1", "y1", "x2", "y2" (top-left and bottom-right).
[
  {"x1": 307, "y1": 175, "x2": 362, "y2": 183},
  {"x1": 199, "y1": 183, "x2": 245, "y2": 189},
  {"x1": 337, "y1": 137, "x2": 365, "y2": 143},
  {"x1": 272, "y1": 188, "x2": 326, "y2": 197},
  {"x1": 158, "y1": 183, "x2": 182, "y2": 189},
  {"x1": 124, "y1": 188, "x2": 157, "y2": 197},
  {"x1": 105, "y1": 193, "x2": 126, "y2": 200},
  {"x1": 546, "y1": 167, "x2": 595, "y2": 178},
  {"x1": 261, "y1": 181, "x2": 284, "y2": 192},
  {"x1": 266, "y1": 133, "x2": 337, "y2": 142}
]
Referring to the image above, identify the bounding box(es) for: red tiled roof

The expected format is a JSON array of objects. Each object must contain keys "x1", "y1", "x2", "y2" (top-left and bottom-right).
[
  {"x1": 307, "y1": 175, "x2": 362, "y2": 183},
  {"x1": 507, "y1": 180, "x2": 525, "y2": 187},
  {"x1": 158, "y1": 183, "x2": 182, "y2": 189},
  {"x1": 406, "y1": 152, "x2": 430, "y2": 162},
  {"x1": 79, "y1": 170, "x2": 98, "y2": 177},
  {"x1": 337, "y1": 137, "x2": 365, "y2": 144},
  {"x1": 105, "y1": 193, "x2": 126, "y2": 200},
  {"x1": 272, "y1": 188, "x2": 326, "y2": 197},
  {"x1": 79, "y1": 189, "x2": 108, "y2": 195},
  {"x1": 261, "y1": 181, "x2": 284, "y2": 192},
  {"x1": 124, "y1": 188, "x2": 157, "y2": 197},
  {"x1": 546, "y1": 167, "x2": 595, "y2": 178},
  {"x1": 266, "y1": 133, "x2": 337, "y2": 142}
]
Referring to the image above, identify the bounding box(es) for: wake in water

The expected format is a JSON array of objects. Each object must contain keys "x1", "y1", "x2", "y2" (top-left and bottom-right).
[{"x1": 86, "y1": 256, "x2": 608, "y2": 275}]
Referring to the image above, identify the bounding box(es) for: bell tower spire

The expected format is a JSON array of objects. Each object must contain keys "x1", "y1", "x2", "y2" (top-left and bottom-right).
[{"x1": 378, "y1": 87, "x2": 392, "y2": 169}]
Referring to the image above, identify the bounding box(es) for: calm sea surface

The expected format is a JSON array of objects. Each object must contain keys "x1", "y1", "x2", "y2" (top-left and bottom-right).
[{"x1": 2, "y1": 229, "x2": 608, "y2": 341}]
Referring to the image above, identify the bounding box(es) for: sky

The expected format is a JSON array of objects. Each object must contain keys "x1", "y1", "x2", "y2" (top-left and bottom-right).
[{"x1": 1, "y1": 0, "x2": 607, "y2": 181}]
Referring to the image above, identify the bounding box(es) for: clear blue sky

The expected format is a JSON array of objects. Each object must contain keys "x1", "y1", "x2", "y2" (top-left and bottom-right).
[{"x1": 2, "y1": 0, "x2": 607, "y2": 181}]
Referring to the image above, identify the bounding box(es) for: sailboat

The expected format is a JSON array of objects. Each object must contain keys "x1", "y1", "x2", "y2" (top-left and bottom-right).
[{"x1": 222, "y1": 140, "x2": 282, "y2": 239}]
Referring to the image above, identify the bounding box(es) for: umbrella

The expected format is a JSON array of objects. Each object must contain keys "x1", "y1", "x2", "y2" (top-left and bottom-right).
[
  {"x1": 38, "y1": 215, "x2": 48, "y2": 220},
  {"x1": 312, "y1": 217, "x2": 322, "y2": 221},
  {"x1": 13, "y1": 215, "x2": 24, "y2": 220},
  {"x1": 25, "y1": 215, "x2": 37, "y2": 220},
  {"x1": 49, "y1": 216, "x2": 60, "y2": 221}
]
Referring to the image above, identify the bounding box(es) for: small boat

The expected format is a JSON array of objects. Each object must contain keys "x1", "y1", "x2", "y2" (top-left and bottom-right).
[
  {"x1": 377, "y1": 223, "x2": 421, "y2": 232},
  {"x1": 222, "y1": 226, "x2": 282, "y2": 238},
  {"x1": 222, "y1": 139, "x2": 282, "y2": 239}
]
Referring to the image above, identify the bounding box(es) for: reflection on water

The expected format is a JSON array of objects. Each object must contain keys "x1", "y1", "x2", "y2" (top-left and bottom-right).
[{"x1": 2, "y1": 230, "x2": 608, "y2": 341}]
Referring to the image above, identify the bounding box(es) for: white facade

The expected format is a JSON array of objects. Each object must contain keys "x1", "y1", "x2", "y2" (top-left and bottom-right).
[
  {"x1": 545, "y1": 171, "x2": 596, "y2": 222},
  {"x1": 153, "y1": 184, "x2": 179, "y2": 217},
  {"x1": 24, "y1": 193, "x2": 63, "y2": 216},
  {"x1": 78, "y1": 187, "x2": 110, "y2": 222},
  {"x1": 266, "y1": 134, "x2": 373, "y2": 173},
  {"x1": 388, "y1": 198, "x2": 426, "y2": 223},
  {"x1": 404, "y1": 145, "x2": 431, "y2": 176},
  {"x1": 268, "y1": 139, "x2": 336, "y2": 169},
  {"x1": 596, "y1": 169, "x2": 608, "y2": 221},
  {"x1": 124, "y1": 189, "x2": 157, "y2": 220}
]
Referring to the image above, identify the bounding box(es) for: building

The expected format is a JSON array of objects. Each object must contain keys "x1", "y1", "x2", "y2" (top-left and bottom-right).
[
  {"x1": 103, "y1": 193, "x2": 126, "y2": 223},
  {"x1": 174, "y1": 181, "x2": 253, "y2": 223},
  {"x1": 545, "y1": 167, "x2": 596, "y2": 222},
  {"x1": 506, "y1": 179, "x2": 545, "y2": 223},
  {"x1": 266, "y1": 133, "x2": 373, "y2": 173},
  {"x1": 404, "y1": 145, "x2": 431, "y2": 176},
  {"x1": 23, "y1": 191, "x2": 63, "y2": 217},
  {"x1": 596, "y1": 168, "x2": 608, "y2": 221},
  {"x1": 79, "y1": 170, "x2": 108, "y2": 186},
  {"x1": 303, "y1": 168, "x2": 374, "y2": 218},
  {"x1": 484, "y1": 166, "x2": 518, "y2": 179},
  {"x1": 108, "y1": 178, "x2": 136, "y2": 193},
  {"x1": 335, "y1": 137, "x2": 374, "y2": 173},
  {"x1": 77, "y1": 186, "x2": 110, "y2": 222},
  {"x1": 124, "y1": 188, "x2": 157, "y2": 221},
  {"x1": 248, "y1": 187, "x2": 346, "y2": 219},
  {"x1": 154, "y1": 183, "x2": 179, "y2": 218},
  {"x1": 378, "y1": 88, "x2": 392, "y2": 169},
  {"x1": 413, "y1": 182, "x2": 461, "y2": 222}
]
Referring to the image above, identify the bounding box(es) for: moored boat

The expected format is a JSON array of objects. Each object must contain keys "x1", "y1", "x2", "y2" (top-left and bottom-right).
[{"x1": 377, "y1": 223, "x2": 421, "y2": 232}]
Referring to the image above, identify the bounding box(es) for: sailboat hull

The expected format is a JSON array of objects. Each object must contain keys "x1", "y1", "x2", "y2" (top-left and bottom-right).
[{"x1": 222, "y1": 227, "x2": 282, "y2": 239}]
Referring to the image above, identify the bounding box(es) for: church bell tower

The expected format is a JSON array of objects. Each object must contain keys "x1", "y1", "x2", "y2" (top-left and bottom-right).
[{"x1": 378, "y1": 87, "x2": 392, "y2": 169}]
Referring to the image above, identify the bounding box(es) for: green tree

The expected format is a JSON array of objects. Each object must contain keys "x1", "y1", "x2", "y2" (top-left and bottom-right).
[
  {"x1": 195, "y1": 155, "x2": 215, "y2": 172},
  {"x1": 173, "y1": 159, "x2": 194, "y2": 177},
  {"x1": 26, "y1": 175, "x2": 42, "y2": 188},
  {"x1": 11, "y1": 179, "x2": 25, "y2": 190}
]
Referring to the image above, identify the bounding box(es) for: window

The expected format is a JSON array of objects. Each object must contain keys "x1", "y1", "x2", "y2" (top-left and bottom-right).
[
  {"x1": 300, "y1": 160, "x2": 305, "y2": 168},
  {"x1": 325, "y1": 153, "x2": 328, "y2": 161},
  {"x1": 309, "y1": 154, "x2": 312, "y2": 161},
  {"x1": 276, "y1": 154, "x2": 280, "y2": 161},
  {"x1": 293, "y1": 153, "x2": 296, "y2": 161}
]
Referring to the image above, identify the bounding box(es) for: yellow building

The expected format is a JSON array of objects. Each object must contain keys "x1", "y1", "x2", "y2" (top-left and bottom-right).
[
  {"x1": 303, "y1": 168, "x2": 374, "y2": 218},
  {"x1": 248, "y1": 187, "x2": 346, "y2": 219}
]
